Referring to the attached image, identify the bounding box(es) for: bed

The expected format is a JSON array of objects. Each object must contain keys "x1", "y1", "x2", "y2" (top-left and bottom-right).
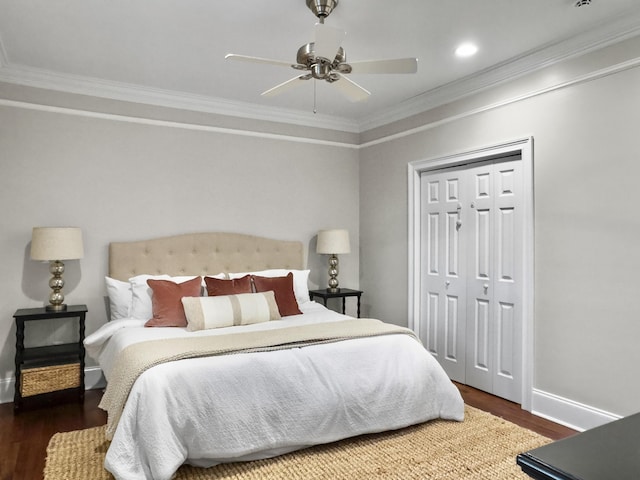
[{"x1": 85, "y1": 232, "x2": 464, "y2": 480}]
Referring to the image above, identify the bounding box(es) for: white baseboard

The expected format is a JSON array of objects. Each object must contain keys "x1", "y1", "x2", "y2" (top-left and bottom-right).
[
  {"x1": 85, "y1": 366, "x2": 107, "y2": 390},
  {"x1": 0, "y1": 367, "x2": 106, "y2": 405},
  {"x1": 0, "y1": 376, "x2": 13, "y2": 404},
  {"x1": 531, "y1": 388, "x2": 621, "y2": 432}
]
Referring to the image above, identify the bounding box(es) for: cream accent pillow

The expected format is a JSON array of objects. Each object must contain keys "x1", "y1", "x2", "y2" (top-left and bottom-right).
[{"x1": 182, "y1": 291, "x2": 281, "y2": 331}]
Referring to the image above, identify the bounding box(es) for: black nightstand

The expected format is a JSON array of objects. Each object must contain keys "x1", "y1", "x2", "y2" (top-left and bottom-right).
[
  {"x1": 13, "y1": 304, "x2": 87, "y2": 411},
  {"x1": 309, "y1": 288, "x2": 363, "y2": 318}
]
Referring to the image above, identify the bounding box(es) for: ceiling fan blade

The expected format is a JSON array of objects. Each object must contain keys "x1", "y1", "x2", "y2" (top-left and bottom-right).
[
  {"x1": 333, "y1": 74, "x2": 371, "y2": 102},
  {"x1": 225, "y1": 53, "x2": 292, "y2": 68},
  {"x1": 349, "y1": 58, "x2": 418, "y2": 74},
  {"x1": 314, "y1": 23, "x2": 346, "y2": 61},
  {"x1": 261, "y1": 75, "x2": 310, "y2": 98}
]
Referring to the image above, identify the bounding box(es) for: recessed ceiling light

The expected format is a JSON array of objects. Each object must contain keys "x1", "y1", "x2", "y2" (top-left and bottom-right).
[{"x1": 455, "y1": 42, "x2": 478, "y2": 58}]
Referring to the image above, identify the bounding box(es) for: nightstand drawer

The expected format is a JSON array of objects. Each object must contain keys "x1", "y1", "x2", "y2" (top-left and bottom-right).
[{"x1": 20, "y1": 363, "x2": 81, "y2": 397}]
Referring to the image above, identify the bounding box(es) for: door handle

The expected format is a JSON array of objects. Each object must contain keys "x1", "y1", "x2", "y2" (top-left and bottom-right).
[{"x1": 483, "y1": 283, "x2": 489, "y2": 294}]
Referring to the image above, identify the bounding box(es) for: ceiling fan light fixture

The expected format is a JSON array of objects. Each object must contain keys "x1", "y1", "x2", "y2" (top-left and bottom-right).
[
  {"x1": 311, "y1": 62, "x2": 332, "y2": 79},
  {"x1": 306, "y1": 0, "x2": 339, "y2": 20}
]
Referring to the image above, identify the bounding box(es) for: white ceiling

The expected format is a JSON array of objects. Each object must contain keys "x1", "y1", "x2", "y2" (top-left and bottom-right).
[{"x1": 1, "y1": 0, "x2": 639, "y2": 131}]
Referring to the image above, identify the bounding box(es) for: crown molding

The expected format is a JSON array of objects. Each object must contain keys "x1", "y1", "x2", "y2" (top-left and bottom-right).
[
  {"x1": 0, "y1": 97, "x2": 360, "y2": 149},
  {"x1": 359, "y1": 8, "x2": 640, "y2": 132},
  {"x1": 360, "y1": 55, "x2": 640, "y2": 149},
  {"x1": 0, "y1": 63, "x2": 360, "y2": 134},
  {"x1": 1, "y1": 8, "x2": 639, "y2": 134}
]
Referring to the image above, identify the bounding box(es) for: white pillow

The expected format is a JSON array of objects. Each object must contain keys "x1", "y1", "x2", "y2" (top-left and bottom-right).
[
  {"x1": 182, "y1": 291, "x2": 281, "y2": 331},
  {"x1": 128, "y1": 274, "x2": 173, "y2": 320},
  {"x1": 228, "y1": 269, "x2": 310, "y2": 305},
  {"x1": 128, "y1": 273, "x2": 226, "y2": 319},
  {"x1": 105, "y1": 277, "x2": 132, "y2": 321}
]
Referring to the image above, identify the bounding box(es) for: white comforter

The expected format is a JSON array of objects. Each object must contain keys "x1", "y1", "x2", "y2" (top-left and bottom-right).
[{"x1": 85, "y1": 302, "x2": 464, "y2": 480}]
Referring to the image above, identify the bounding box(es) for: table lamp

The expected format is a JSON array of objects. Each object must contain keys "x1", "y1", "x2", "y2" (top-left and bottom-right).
[
  {"x1": 316, "y1": 229, "x2": 350, "y2": 292},
  {"x1": 30, "y1": 227, "x2": 84, "y2": 311}
]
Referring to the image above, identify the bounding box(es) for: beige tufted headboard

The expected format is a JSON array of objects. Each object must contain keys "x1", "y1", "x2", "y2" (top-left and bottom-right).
[{"x1": 109, "y1": 232, "x2": 304, "y2": 281}]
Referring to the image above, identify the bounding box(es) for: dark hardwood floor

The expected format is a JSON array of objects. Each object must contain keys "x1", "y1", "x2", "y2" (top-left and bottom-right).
[
  {"x1": 454, "y1": 382, "x2": 577, "y2": 440},
  {"x1": 0, "y1": 385, "x2": 576, "y2": 480},
  {"x1": 0, "y1": 390, "x2": 106, "y2": 480}
]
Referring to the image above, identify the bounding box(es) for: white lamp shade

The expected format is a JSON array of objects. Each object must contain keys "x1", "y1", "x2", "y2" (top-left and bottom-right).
[
  {"x1": 31, "y1": 227, "x2": 84, "y2": 261},
  {"x1": 317, "y1": 229, "x2": 350, "y2": 254}
]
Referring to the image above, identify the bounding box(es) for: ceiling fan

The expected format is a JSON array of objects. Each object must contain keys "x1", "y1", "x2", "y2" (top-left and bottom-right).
[{"x1": 225, "y1": 0, "x2": 418, "y2": 103}]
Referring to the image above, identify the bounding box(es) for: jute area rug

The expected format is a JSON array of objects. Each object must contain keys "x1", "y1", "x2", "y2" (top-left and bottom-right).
[{"x1": 44, "y1": 406, "x2": 549, "y2": 479}]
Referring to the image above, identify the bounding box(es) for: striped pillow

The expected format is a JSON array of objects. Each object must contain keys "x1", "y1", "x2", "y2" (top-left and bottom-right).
[{"x1": 182, "y1": 291, "x2": 281, "y2": 331}]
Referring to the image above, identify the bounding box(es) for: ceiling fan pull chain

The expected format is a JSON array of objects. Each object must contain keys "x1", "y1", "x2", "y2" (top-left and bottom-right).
[{"x1": 313, "y1": 79, "x2": 317, "y2": 114}]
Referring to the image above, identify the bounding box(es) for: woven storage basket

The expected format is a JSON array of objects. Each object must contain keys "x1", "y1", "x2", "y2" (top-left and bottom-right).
[{"x1": 21, "y1": 363, "x2": 80, "y2": 397}]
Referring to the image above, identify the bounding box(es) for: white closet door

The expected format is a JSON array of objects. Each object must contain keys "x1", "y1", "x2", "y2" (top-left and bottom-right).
[
  {"x1": 420, "y1": 169, "x2": 467, "y2": 383},
  {"x1": 420, "y1": 158, "x2": 523, "y2": 403},
  {"x1": 464, "y1": 161, "x2": 494, "y2": 394},
  {"x1": 488, "y1": 160, "x2": 523, "y2": 402}
]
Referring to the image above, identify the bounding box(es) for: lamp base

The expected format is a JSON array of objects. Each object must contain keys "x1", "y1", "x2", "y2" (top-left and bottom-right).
[
  {"x1": 327, "y1": 254, "x2": 340, "y2": 292},
  {"x1": 47, "y1": 260, "x2": 66, "y2": 312}
]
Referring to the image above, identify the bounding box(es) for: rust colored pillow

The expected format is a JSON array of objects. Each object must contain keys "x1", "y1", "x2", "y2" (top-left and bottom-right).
[
  {"x1": 145, "y1": 276, "x2": 202, "y2": 327},
  {"x1": 252, "y1": 272, "x2": 302, "y2": 317},
  {"x1": 204, "y1": 275, "x2": 252, "y2": 296}
]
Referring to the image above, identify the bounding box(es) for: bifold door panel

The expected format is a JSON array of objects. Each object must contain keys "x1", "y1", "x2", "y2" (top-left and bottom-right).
[{"x1": 420, "y1": 159, "x2": 523, "y2": 403}]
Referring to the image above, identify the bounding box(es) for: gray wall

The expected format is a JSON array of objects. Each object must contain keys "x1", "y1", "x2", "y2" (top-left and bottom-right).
[
  {"x1": 0, "y1": 88, "x2": 360, "y2": 397},
  {"x1": 2, "y1": 35, "x2": 639, "y2": 425},
  {"x1": 359, "y1": 36, "x2": 640, "y2": 419}
]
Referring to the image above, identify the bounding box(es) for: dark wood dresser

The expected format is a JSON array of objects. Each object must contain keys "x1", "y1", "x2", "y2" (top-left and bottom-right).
[{"x1": 517, "y1": 412, "x2": 640, "y2": 479}]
